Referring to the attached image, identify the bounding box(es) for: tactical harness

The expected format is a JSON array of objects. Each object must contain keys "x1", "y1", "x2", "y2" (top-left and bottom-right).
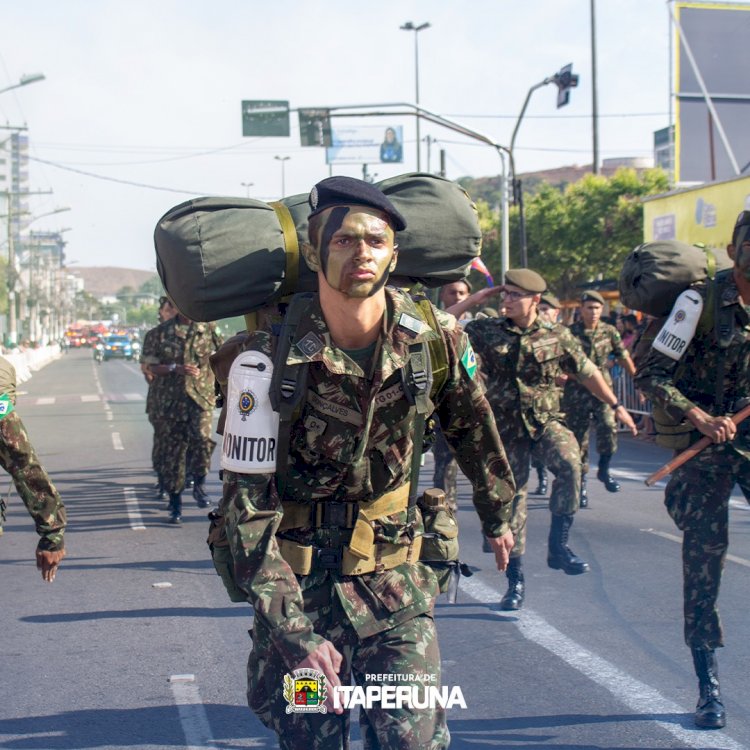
[{"x1": 267, "y1": 292, "x2": 450, "y2": 577}]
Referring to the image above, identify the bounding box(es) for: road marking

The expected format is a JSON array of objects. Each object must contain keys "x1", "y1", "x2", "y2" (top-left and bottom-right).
[
  {"x1": 111, "y1": 432, "x2": 124, "y2": 451},
  {"x1": 36, "y1": 397, "x2": 55, "y2": 405},
  {"x1": 124, "y1": 487, "x2": 145, "y2": 531},
  {"x1": 169, "y1": 675, "x2": 221, "y2": 750},
  {"x1": 124, "y1": 392, "x2": 143, "y2": 401},
  {"x1": 461, "y1": 577, "x2": 747, "y2": 750},
  {"x1": 642, "y1": 528, "x2": 750, "y2": 568},
  {"x1": 81, "y1": 394, "x2": 100, "y2": 402}
]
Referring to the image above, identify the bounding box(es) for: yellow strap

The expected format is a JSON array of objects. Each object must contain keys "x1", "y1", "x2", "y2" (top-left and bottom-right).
[
  {"x1": 278, "y1": 536, "x2": 423, "y2": 576},
  {"x1": 269, "y1": 201, "x2": 300, "y2": 298},
  {"x1": 348, "y1": 485, "x2": 410, "y2": 559}
]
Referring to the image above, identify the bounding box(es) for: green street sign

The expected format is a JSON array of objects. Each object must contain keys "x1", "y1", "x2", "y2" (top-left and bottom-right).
[{"x1": 242, "y1": 100, "x2": 290, "y2": 137}]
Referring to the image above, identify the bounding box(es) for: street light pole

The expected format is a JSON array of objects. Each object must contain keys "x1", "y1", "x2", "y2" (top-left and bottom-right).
[
  {"x1": 400, "y1": 21, "x2": 430, "y2": 172},
  {"x1": 274, "y1": 156, "x2": 290, "y2": 198},
  {"x1": 240, "y1": 181, "x2": 254, "y2": 198},
  {"x1": 0, "y1": 73, "x2": 45, "y2": 97}
]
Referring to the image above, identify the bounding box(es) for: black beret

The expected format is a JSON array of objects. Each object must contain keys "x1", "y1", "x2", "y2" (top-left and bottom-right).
[
  {"x1": 504, "y1": 268, "x2": 547, "y2": 293},
  {"x1": 581, "y1": 290, "x2": 605, "y2": 305},
  {"x1": 540, "y1": 292, "x2": 561, "y2": 309},
  {"x1": 308, "y1": 176, "x2": 407, "y2": 231}
]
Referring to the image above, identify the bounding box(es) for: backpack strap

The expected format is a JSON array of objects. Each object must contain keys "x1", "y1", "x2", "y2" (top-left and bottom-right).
[
  {"x1": 414, "y1": 298, "x2": 450, "y2": 401},
  {"x1": 269, "y1": 293, "x2": 314, "y2": 497}
]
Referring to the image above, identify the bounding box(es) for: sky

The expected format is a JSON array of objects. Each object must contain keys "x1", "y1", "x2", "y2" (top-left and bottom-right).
[{"x1": 0, "y1": 0, "x2": 680, "y2": 272}]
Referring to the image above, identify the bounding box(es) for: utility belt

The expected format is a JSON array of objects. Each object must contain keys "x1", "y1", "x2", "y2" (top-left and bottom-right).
[{"x1": 277, "y1": 484, "x2": 422, "y2": 576}]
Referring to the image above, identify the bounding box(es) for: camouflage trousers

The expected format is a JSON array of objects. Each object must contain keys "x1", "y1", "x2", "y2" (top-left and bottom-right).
[
  {"x1": 562, "y1": 388, "x2": 617, "y2": 475},
  {"x1": 161, "y1": 399, "x2": 216, "y2": 494},
  {"x1": 431, "y1": 431, "x2": 458, "y2": 511},
  {"x1": 664, "y1": 442, "x2": 750, "y2": 649},
  {"x1": 247, "y1": 582, "x2": 448, "y2": 750},
  {"x1": 0, "y1": 411, "x2": 66, "y2": 550},
  {"x1": 499, "y1": 419, "x2": 581, "y2": 557}
]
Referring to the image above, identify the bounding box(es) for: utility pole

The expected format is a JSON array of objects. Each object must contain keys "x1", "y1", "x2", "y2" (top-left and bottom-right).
[{"x1": 591, "y1": 0, "x2": 599, "y2": 174}]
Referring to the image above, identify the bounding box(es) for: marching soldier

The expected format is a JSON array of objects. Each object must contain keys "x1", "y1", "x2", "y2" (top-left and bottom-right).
[
  {"x1": 562, "y1": 290, "x2": 636, "y2": 507},
  {"x1": 465, "y1": 270, "x2": 636, "y2": 611},
  {"x1": 212, "y1": 176, "x2": 515, "y2": 749}
]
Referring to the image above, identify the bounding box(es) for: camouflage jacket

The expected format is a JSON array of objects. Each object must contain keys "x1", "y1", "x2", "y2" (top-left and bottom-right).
[
  {"x1": 465, "y1": 315, "x2": 597, "y2": 440},
  {"x1": 213, "y1": 287, "x2": 515, "y2": 668},
  {"x1": 565, "y1": 320, "x2": 626, "y2": 392},
  {"x1": 141, "y1": 316, "x2": 223, "y2": 411},
  {"x1": 140, "y1": 324, "x2": 168, "y2": 418},
  {"x1": 635, "y1": 273, "x2": 750, "y2": 456}
]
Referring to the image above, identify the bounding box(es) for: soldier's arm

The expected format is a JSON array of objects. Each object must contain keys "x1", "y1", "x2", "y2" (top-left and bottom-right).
[
  {"x1": 222, "y1": 471, "x2": 328, "y2": 669},
  {"x1": 436, "y1": 319, "x2": 515, "y2": 539},
  {"x1": 611, "y1": 327, "x2": 637, "y2": 376}
]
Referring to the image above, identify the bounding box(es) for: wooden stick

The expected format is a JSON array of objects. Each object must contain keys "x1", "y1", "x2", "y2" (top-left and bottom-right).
[{"x1": 645, "y1": 403, "x2": 750, "y2": 486}]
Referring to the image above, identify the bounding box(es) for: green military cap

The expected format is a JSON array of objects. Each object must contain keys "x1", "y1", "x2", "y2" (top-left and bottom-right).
[
  {"x1": 580, "y1": 290, "x2": 605, "y2": 305},
  {"x1": 504, "y1": 268, "x2": 547, "y2": 293},
  {"x1": 540, "y1": 292, "x2": 561, "y2": 309}
]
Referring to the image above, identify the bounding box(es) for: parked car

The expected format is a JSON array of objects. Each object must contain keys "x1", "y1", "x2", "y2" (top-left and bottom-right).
[{"x1": 102, "y1": 334, "x2": 134, "y2": 361}]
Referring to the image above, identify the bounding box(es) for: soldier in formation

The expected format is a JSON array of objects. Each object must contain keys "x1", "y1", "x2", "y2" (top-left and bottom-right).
[
  {"x1": 635, "y1": 210, "x2": 750, "y2": 729},
  {"x1": 142, "y1": 307, "x2": 223, "y2": 523},
  {"x1": 464, "y1": 269, "x2": 636, "y2": 611},
  {"x1": 140, "y1": 295, "x2": 177, "y2": 501},
  {"x1": 0, "y1": 355, "x2": 66, "y2": 582},
  {"x1": 562, "y1": 290, "x2": 636, "y2": 507},
  {"x1": 212, "y1": 177, "x2": 515, "y2": 749}
]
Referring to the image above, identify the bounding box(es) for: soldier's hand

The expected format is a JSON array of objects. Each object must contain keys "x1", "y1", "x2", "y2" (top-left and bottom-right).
[
  {"x1": 697, "y1": 414, "x2": 737, "y2": 444},
  {"x1": 182, "y1": 363, "x2": 200, "y2": 377},
  {"x1": 295, "y1": 640, "x2": 344, "y2": 714},
  {"x1": 36, "y1": 548, "x2": 66, "y2": 582},
  {"x1": 487, "y1": 531, "x2": 514, "y2": 572},
  {"x1": 615, "y1": 405, "x2": 639, "y2": 436}
]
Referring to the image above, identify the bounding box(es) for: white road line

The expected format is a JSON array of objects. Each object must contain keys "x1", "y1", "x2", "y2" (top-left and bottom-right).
[
  {"x1": 36, "y1": 397, "x2": 55, "y2": 405},
  {"x1": 169, "y1": 676, "x2": 220, "y2": 750},
  {"x1": 123, "y1": 487, "x2": 145, "y2": 531},
  {"x1": 642, "y1": 528, "x2": 750, "y2": 569},
  {"x1": 461, "y1": 577, "x2": 747, "y2": 750},
  {"x1": 111, "y1": 432, "x2": 124, "y2": 451},
  {"x1": 123, "y1": 392, "x2": 144, "y2": 401},
  {"x1": 81, "y1": 394, "x2": 100, "y2": 402}
]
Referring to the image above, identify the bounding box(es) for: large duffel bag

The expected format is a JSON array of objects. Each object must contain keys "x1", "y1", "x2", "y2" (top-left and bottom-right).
[
  {"x1": 154, "y1": 173, "x2": 481, "y2": 321},
  {"x1": 618, "y1": 240, "x2": 732, "y2": 317}
]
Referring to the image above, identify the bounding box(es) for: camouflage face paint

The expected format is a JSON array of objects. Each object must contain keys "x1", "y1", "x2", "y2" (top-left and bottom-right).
[{"x1": 315, "y1": 206, "x2": 396, "y2": 298}]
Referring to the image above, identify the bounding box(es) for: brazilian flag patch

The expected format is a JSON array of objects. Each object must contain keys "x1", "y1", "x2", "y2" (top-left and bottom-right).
[
  {"x1": 461, "y1": 342, "x2": 478, "y2": 379},
  {"x1": 0, "y1": 394, "x2": 15, "y2": 420}
]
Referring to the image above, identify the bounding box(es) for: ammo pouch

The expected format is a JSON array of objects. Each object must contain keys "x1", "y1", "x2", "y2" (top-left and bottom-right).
[
  {"x1": 206, "y1": 510, "x2": 248, "y2": 603},
  {"x1": 418, "y1": 489, "x2": 460, "y2": 593},
  {"x1": 651, "y1": 404, "x2": 695, "y2": 451}
]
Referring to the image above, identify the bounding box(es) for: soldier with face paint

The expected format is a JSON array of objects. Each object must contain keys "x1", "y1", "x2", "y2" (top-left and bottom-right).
[
  {"x1": 213, "y1": 176, "x2": 515, "y2": 750},
  {"x1": 636, "y1": 210, "x2": 750, "y2": 730}
]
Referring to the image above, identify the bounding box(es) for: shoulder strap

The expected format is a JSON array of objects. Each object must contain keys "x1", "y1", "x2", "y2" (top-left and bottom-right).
[
  {"x1": 269, "y1": 293, "x2": 314, "y2": 497},
  {"x1": 414, "y1": 298, "x2": 449, "y2": 401}
]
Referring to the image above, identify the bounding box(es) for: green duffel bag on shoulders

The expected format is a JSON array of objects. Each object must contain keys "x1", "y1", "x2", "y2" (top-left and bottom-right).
[{"x1": 154, "y1": 173, "x2": 482, "y2": 322}]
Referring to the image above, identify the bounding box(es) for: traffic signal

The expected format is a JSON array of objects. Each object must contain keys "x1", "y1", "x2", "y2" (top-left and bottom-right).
[{"x1": 554, "y1": 64, "x2": 579, "y2": 109}]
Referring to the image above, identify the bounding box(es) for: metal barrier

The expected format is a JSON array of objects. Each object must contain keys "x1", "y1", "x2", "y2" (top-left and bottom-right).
[{"x1": 613, "y1": 372, "x2": 653, "y2": 431}]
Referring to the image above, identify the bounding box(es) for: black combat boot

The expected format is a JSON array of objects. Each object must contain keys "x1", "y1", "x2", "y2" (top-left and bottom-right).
[
  {"x1": 533, "y1": 466, "x2": 548, "y2": 496},
  {"x1": 691, "y1": 647, "x2": 726, "y2": 729},
  {"x1": 154, "y1": 475, "x2": 167, "y2": 502},
  {"x1": 579, "y1": 475, "x2": 588, "y2": 508},
  {"x1": 499, "y1": 557, "x2": 525, "y2": 611},
  {"x1": 168, "y1": 493, "x2": 182, "y2": 524},
  {"x1": 547, "y1": 514, "x2": 590, "y2": 575},
  {"x1": 192, "y1": 475, "x2": 212, "y2": 508},
  {"x1": 597, "y1": 454, "x2": 620, "y2": 493}
]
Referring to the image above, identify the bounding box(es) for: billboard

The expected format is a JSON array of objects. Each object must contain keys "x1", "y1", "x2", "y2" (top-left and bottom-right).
[
  {"x1": 674, "y1": 2, "x2": 750, "y2": 184},
  {"x1": 642, "y1": 174, "x2": 750, "y2": 247},
  {"x1": 241, "y1": 100, "x2": 290, "y2": 137},
  {"x1": 326, "y1": 125, "x2": 404, "y2": 165}
]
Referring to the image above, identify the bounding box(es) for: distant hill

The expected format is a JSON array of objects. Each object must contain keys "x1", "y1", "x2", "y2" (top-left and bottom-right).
[{"x1": 68, "y1": 267, "x2": 158, "y2": 298}]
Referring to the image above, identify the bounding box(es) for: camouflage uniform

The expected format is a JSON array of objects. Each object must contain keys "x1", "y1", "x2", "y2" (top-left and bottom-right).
[
  {"x1": 140, "y1": 323, "x2": 171, "y2": 485},
  {"x1": 465, "y1": 315, "x2": 596, "y2": 556},
  {"x1": 562, "y1": 320, "x2": 626, "y2": 475},
  {"x1": 214, "y1": 288, "x2": 515, "y2": 750},
  {"x1": 0, "y1": 356, "x2": 66, "y2": 551},
  {"x1": 635, "y1": 271, "x2": 750, "y2": 649},
  {"x1": 142, "y1": 318, "x2": 223, "y2": 496}
]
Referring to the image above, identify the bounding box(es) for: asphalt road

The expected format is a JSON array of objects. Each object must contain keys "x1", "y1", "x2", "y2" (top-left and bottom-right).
[{"x1": 1, "y1": 349, "x2": 749, "y2": 750}]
